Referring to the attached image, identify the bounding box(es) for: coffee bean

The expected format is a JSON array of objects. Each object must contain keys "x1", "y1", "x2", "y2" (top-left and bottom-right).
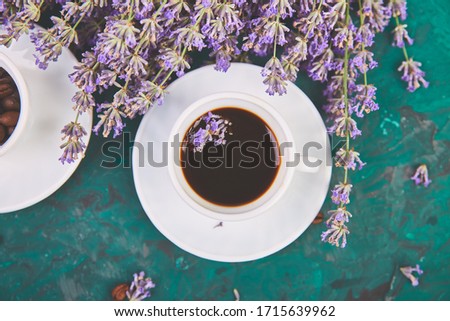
[
  {"x1": 0, "y1": 84, "x2": 14, "y2": 98},
  {"x1": 112, "y1": 284, "x2": 129, "y2": 301},
  {"x1": 7, "y1": 126, "x2": 15, "y2": 135},
  {"x1": 0, "y1": 111, "x2": 19, "y2": 127},
  {"x1": 1, "y1": 96, "x2": 19, "y2": 111},
  {"x1": 313, "y1": 212, "x2": 324, "y2": 224},
  {"x1": 0, "y1": 75, "x2": 13, "y2": 86},
  {"x1": 0, "y1": 125, "x2": 5, "y2": 143}
]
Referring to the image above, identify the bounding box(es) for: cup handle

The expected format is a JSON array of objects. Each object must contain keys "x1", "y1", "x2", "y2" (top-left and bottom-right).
[{"x1": 288, "y1": 154, "x2": 321, "y2": 173}]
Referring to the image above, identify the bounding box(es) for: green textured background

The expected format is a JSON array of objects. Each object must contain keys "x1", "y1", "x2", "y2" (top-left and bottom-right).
[{"x1": 1, "y1": 1, "x2": 449, "y2": 300}]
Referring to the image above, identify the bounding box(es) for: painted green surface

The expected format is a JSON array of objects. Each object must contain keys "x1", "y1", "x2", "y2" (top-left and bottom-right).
[{"x1": 0, "y1": 1, "x2": 449, "y2": 300}]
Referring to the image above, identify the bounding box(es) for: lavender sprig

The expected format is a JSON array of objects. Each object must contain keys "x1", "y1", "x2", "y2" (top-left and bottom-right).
[
  {"x1": 61, "y1": 0, "x2": 209, "y2": 161},
  {"x1": 411, "y1": 164, "x2": 431, "y2": 187},
  {"x1": 400, "y1": 264, "x2": 423, "y2": 287},
  {"x1": 321, "y1": 0, "x2": 353, "y2": 248},
  {"x1": 244, "y1": 0, "x2": 293, "y2": 95},
  {"x1": 392, "y1": 8, "x2": 428, "y2": 92},
  {"x1": 186, "y1": 111, "x2": 231, "y2": 152},
  {"x1": 126, "y1": 271, "x2": 156, "y2": 301},
  {"x1": 58, "y1": 118, "x2": 87, "y2": 164}
]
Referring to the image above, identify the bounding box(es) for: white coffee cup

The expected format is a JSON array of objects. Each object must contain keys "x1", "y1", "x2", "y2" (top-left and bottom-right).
[
  {"x1": 168, "y1": 92, "x2": 320, "y2": 222},
  {"x1": 0, "y1": 52, "x2": 29, "y2": 156}
]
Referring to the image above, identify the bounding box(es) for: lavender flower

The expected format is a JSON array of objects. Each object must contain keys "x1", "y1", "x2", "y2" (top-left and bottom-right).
[
  {"x1": 281, "y1": 36, "x2": 307, "y2": 81},
  {"x1": 398, "y1": 58, "x2": 429, "y2": 92},
  {"x1": 126, "y1": 271, "x2": 156, "y2": 301},
  {"x1": 391, "y1": 4, "x2": 428, "y2": 93},
  {"x1": 186, "y1": 111, "x2": 231, "y2": 152},
  {"x1": 361, "y1": 0, "x2": 391, "y2": 32},
  {"x1": 355, "y1": 23, "x2": 375, "y2": 47},
  {"x1": 331, "y1": 183, "x2": 353, "y2": 205},
  {"x1": 388, "y1": 0, "x2": 408, "y2": 20},
  {"x1": 69, "y1": 52, "x2": 99, "y2": 93},
  {"x1": 335, "y1": 148, "x2": 366, "y2": 170},
  {"x1": 353, "y1": 84, "x2": 378, "y2": 117},
  {"x1": 159, "y1": 48, "x2": 191, "y2": 77},
  {"x1": 321, "y1": 220, "x2": 349, "y2": 248},
  {"x1": 308, "y1": 48, "x2": 337, "y2": 82},
  {"x1": 328, "y1": 114, "x2": 362, "y2": 138},
  {"x1": 261, "y1": 57, "x2": 288, "y2": 95},
  {"x1": 93, "y1": 103, "x2": 126, "y2": 138},
  {"x1": 392, "y1": 24, "x2": 413, "y2": 48},
  {"x1": 411, "y1": 164, "x2": 432, "y2": 187},
  {"x1": 351, "y1": 49, "x2": 377, "y2": 74},
  {"x1": 326, "y1": 207, "x2": 353, "y2": 224},
  {"x1": 59, "y1": 121, "x2": 87, "y2": 164},
  {"x1": 400, "y1": 264, "x2": 423, "y2": 287}
]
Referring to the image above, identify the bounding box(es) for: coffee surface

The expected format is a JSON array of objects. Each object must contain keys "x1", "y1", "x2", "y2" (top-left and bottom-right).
[{"x1": 181, "y1": 107, "x2": 280, "y2": 207}]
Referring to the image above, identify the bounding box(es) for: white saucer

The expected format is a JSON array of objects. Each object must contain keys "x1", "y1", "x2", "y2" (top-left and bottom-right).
[
  {"x1": 0, "y1": 31, "x2": 92, "y2": 213},
  {"x1": 133, "y1": 63, "x2": 331, "y2": 262}
]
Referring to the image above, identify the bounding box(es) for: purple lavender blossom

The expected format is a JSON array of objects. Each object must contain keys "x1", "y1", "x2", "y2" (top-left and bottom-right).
[
  {"x1": 333, "y1": 23, "x2": 356, "y2": 49},
  {"x1": 308, "y1": 48, "x2": 336, "y2": 82},
  {"x1": 59, "y1": 121, "x2": 88, "y2": 164},
  {"x1": 392, "y1": 24, "x2": 413, "y2": 48},
  {"x1": 328, "y1": 114, "x2": 362, "y2": 139},
  {"x1": 93, "y1": 103, "x2": 126, "y2": 138},
  {"x1": 327, "y1": 207, "x2": 352, "y2": 224},
  {"x1": 351, "y1": 49, "x2": 378, "y2": 74},
  {"x1": 411, "y1": 164, "x2": 432, "y2": 187},
  {"x1": 388, "y1": 0, "x2": 408, "y2": 20},
  {"x1": 398, "y1": 58, "x2": 429, "y2": 92},
  {"x1": 400, "y1": 264, "x2": 423, "y2": 287},
  {"x1": 321, "y1": 220, "x2": 349, "y2": 248},
  {"x1": 355, "y1": 23, "x2": 375, "y2": 47},
  {"x1": 125, "y1": 81, "x2": 166, "y2": 118},
  {"x1": 159, "y1": 48, "x2": 191, "y2": 77},
  {"x1": 213, "y1": 48, "x2": 233, "y2": 72},
  {"x1": 331, "y1": 183, "x2": 353, "y2": 205},
  {"x1": 353, "y1": 84, "x2": 379, "y2": 117},
  {"x1": 361, "y1": 0, "x2": 391, "y2": 32},
  {"x1": 261, "y1": 57, "x2": 288, "y2": 95},
  {"x1": 126, "y1": 271, "x2": 156, "y2": 301},
  {"x1": 59, "y1": 139, "x2": 86, "y2": 164},
  {"x1": 281, "y1": 36, "x2": 307, "y2": 81},
  {"x1": 69, "y1": 52, "x2": 99, "y2": 93},
  {"x1": 335, "y1": 148, "x2": 366, "y2": 170},
  {"x1": 186, "y1": 111, "x2": 231, "y2": 152},
  {"x1": 72, "y1": 90, "x2": 96, "y2": 113}
]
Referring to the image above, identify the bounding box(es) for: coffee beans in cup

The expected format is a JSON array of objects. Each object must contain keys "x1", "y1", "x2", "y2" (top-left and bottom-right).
[{"x1": 0, "y1": 67, "x2": 20, "y2": 145}]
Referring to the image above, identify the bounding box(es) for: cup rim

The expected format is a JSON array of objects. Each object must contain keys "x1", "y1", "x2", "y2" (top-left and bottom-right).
[
  {"x1": 0, "y1": 52, "x2": 29, "y2": 156},
  {"x1": 167, "y1": 91, "x2": 296, "y2": 222}
]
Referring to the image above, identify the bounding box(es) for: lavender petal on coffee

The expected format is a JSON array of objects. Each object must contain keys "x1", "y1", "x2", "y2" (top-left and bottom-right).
[{"x1": 186, "y1": 111, "x2": 231, "y2": 153}]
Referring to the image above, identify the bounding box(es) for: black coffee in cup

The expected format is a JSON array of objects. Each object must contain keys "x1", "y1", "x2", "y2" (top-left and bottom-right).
[{"x1": 181, "y1": 107, "x2": 280, "y2": 207}]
